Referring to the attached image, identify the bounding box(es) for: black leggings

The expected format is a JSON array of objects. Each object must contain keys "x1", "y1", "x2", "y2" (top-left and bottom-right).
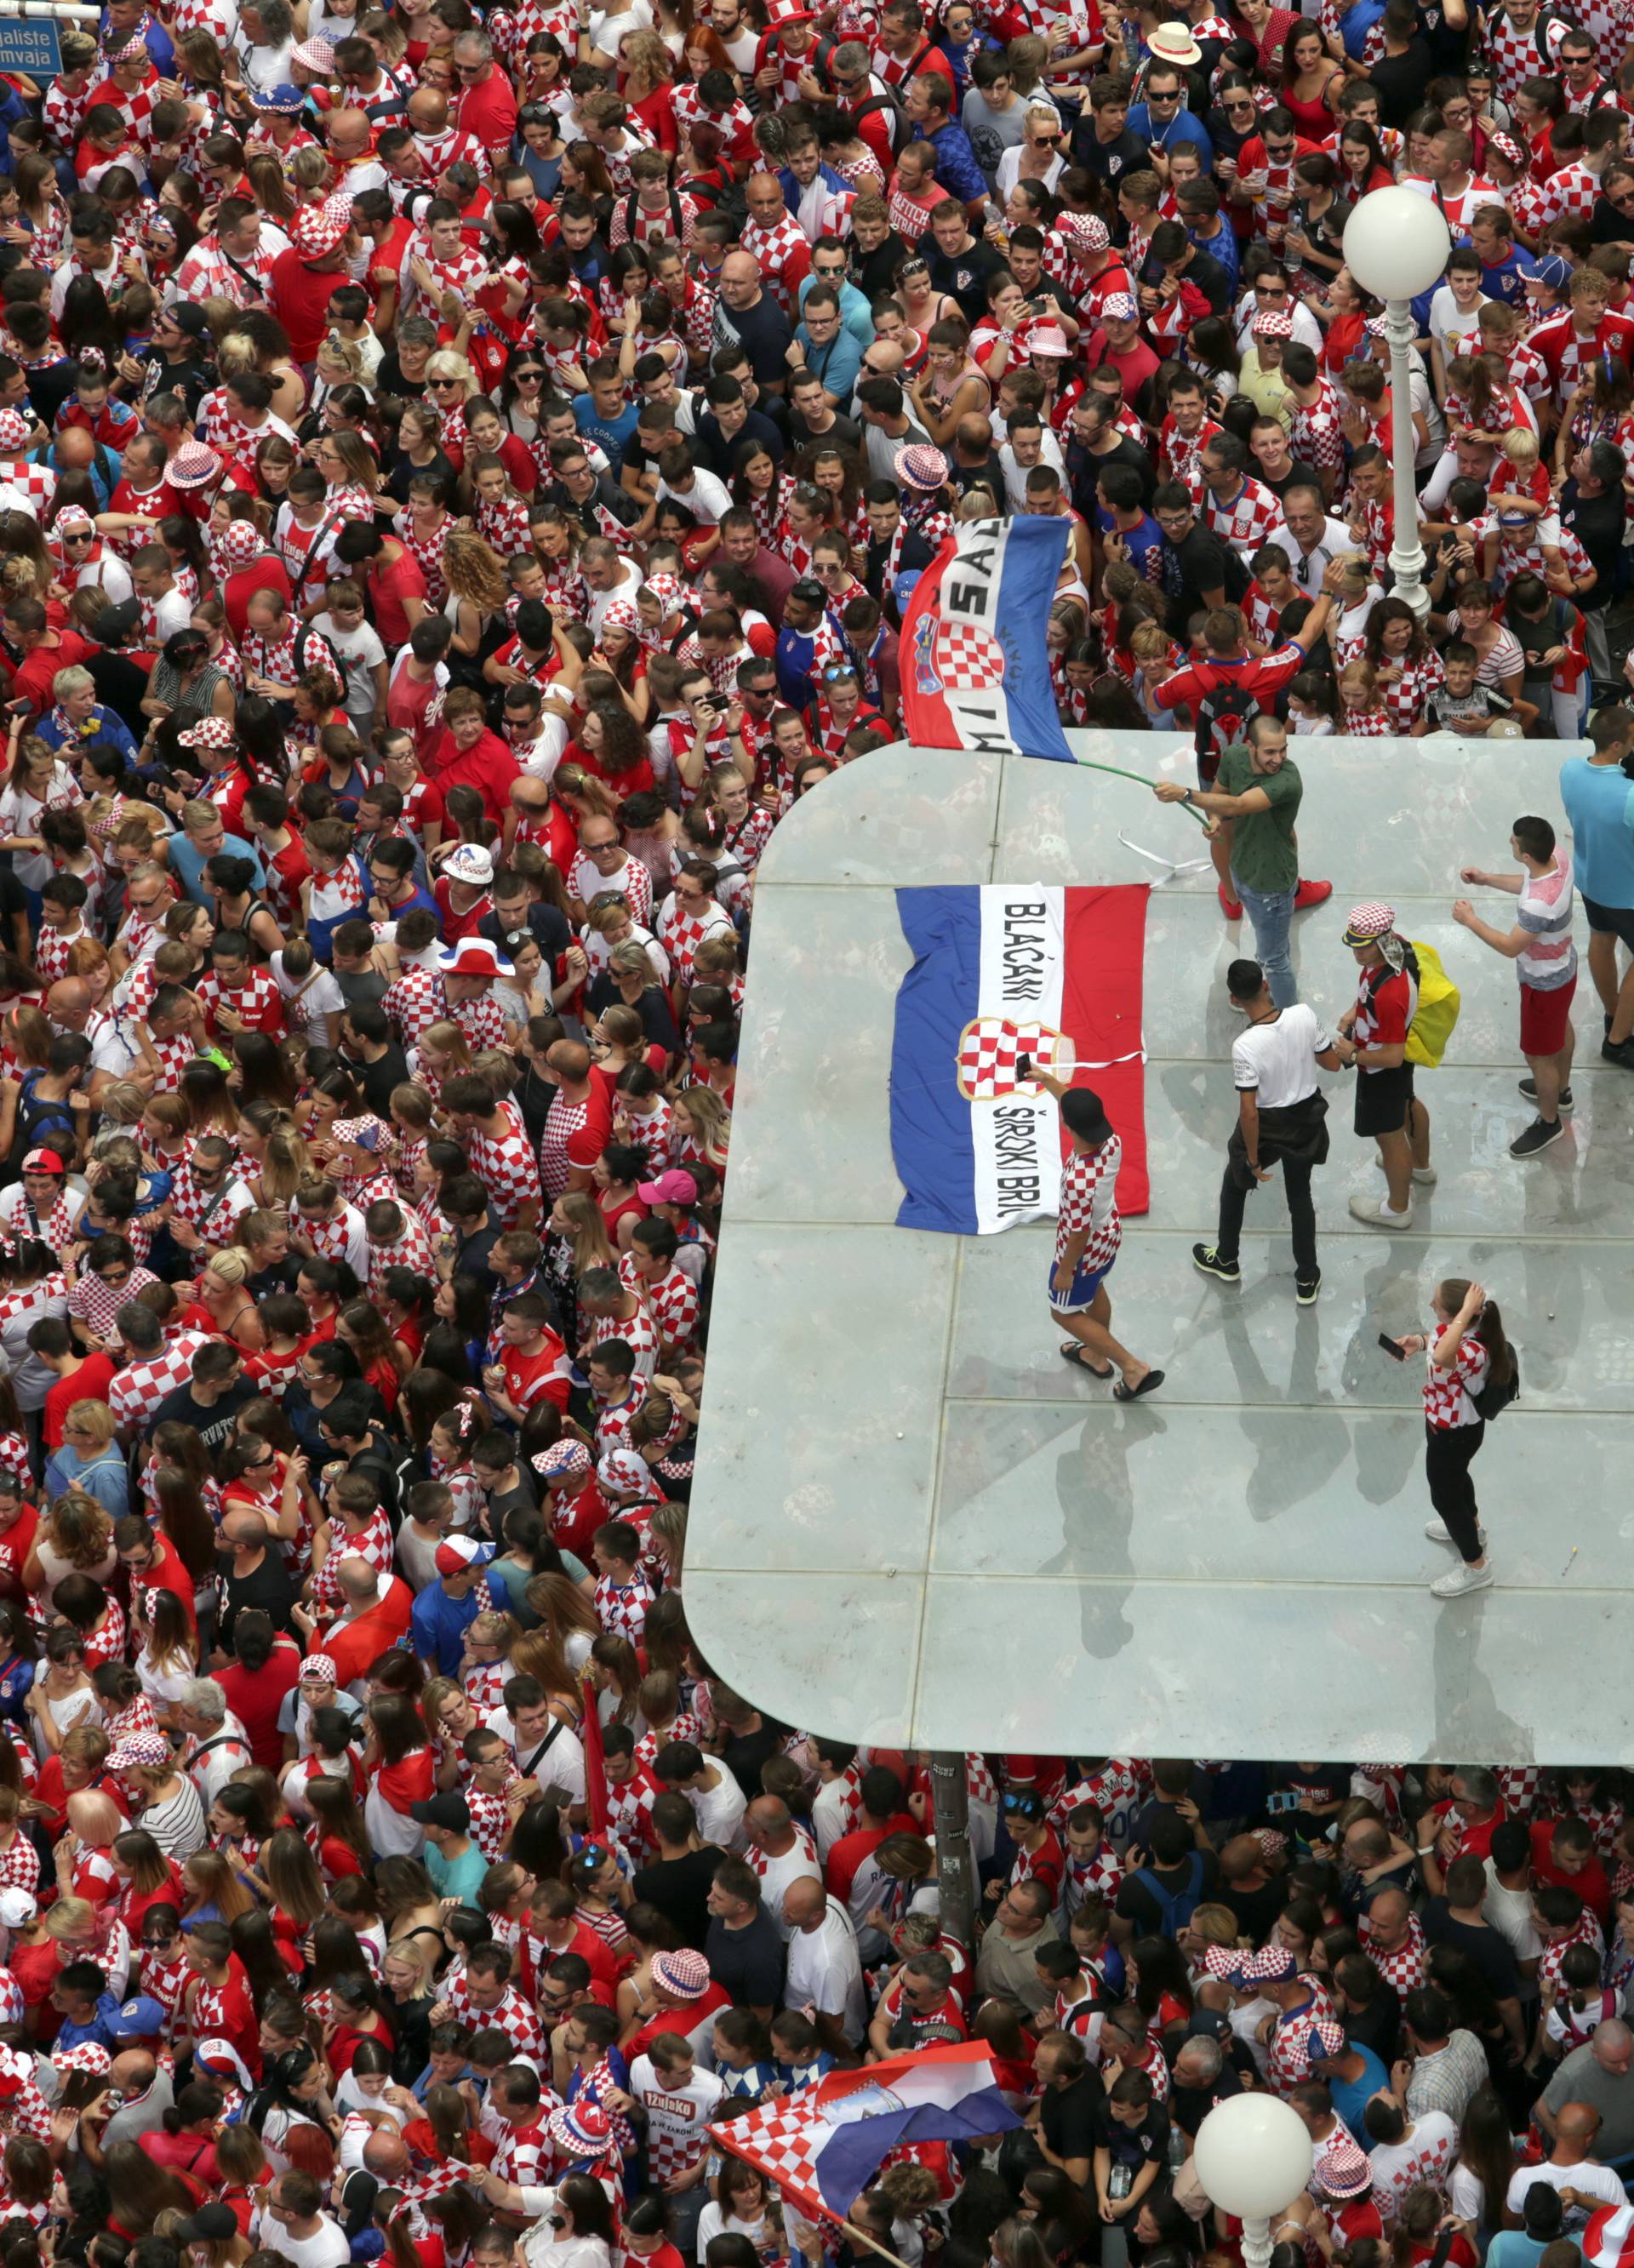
[{"x1": 1425, "y1": 1419, "x2": 1486, "y2": 1561}]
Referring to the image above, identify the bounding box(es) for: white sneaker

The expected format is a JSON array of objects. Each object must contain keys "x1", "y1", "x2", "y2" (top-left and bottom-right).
[
  {"x1": 1425, "y1": 1521, "x2": 1488, "y2": 1548},
  {"x1": 1412, "y1": 1165, "x2": 1438, "y2": 1186},
  {"x1": 1350, "y1": 1196, "x2": 1414, "y2": 1228},
  {"x1": 1431, "y1": 1560, "x2": 1494, "y2": 1599}
]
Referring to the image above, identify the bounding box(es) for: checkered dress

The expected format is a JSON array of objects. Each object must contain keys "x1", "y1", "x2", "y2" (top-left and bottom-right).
[{"x1": 469, "y1": 1119, "x2": 543, "y2": 1228}]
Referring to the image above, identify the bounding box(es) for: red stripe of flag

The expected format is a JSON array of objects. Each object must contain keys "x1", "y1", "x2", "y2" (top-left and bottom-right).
[{"x1": 1059, "y1": 884, "x2": 1150, "y2": 1214}]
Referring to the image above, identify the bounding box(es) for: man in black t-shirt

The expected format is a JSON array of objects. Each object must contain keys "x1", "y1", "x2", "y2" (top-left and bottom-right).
[
  {"x1": 1421, "y1": 1854, "x2": 1527, "y2": 2020},
  {"x1": 1169, "y1": 2033, "x2": 1245, "y2": 2138},
  {"x1": 634, "y1": 1791, "x2": 723, "y2": 1951},
  {"x1": 151, "y1": 1342, "x2": 257, "y2": 1458},
  {"x1": 1562, "y1": 442, "x2": 1625, "y2": 677},
  {"x1": 704, "y1": 1857, "x2": 786, "y2": 2014},
  {"x1": 1035, "y1": 2031, "x2": 1100, "y2": 2185},
  {"x1": 1218, "y1": 1833, "x2": 1292, "y2": 1944},
  {"x1": 712, "y1": 256, "x2": 794, "y2": 396},
  {"x1": 1071, "y1": 75, "x2": 1148, "y2": 186},
  {"x1": 1116, "y1": 1812, "x2": 1220, "y2": 1937},
  {"x1": 1091, "y1": 2069, "x2": 1172, "y2": 2225},
  {"x1": 214, "y1": 1506, "x2": 298, "y2": 1652},
  {"x1": 1154, "y1": 483, "x2": 1248, "y2": 631}
]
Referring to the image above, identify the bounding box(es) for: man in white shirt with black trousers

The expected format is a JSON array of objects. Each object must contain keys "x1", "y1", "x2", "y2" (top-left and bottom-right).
[{"x1": 1193, "y1": 957, "x2": 1344, "y2": 1306}]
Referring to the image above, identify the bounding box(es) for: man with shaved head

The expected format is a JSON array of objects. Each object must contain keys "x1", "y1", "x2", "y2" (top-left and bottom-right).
[
  {"x1": 1507, "y1": 2100, "x2": 1625, "y2": 2232},
  {"x1": 743, "y1": 1797, "x2": 822, "y2": 1933},
  {"x1": 540, "y1": 1038, "x2": 612, "y2": 1201},
  {"x1": 326, "y1": 106, "x2": 386, "y2": 192},
  {"x1": 712, "y1": 250, "x2": 794, "y2": 394},
  {"x1": 784, "y1": 1875, "x2": 867, "y2": 2052},
  {"x1": 1540, "y1": 2019, "x2": 1634, "y2": 2152}
]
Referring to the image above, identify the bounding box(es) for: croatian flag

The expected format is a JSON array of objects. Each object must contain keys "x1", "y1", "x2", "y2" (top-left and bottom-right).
[
  {"x1": 708, "y1": 2042, "x2": 1022, "y2": 2227},
  {"x1": 890, "y1": 883, "x2": 1150, "y2": 1236},
  {"x1": 900, "y1": 516, "x2": 1074, "y2": 763}
]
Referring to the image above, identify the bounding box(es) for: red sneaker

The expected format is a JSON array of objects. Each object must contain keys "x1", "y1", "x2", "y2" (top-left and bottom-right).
[
  {"x1": 1294, "y1": 878, "x2": 1334, "y2": 911},
  {"x1": 1218, "y1": 884, "x2": 1243, "y2": 920}
]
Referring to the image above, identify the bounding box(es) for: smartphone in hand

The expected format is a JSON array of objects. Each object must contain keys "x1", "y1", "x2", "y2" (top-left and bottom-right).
[{"x1": 1378, "y1": 1333, "x2": 1408, "y2": 1361}]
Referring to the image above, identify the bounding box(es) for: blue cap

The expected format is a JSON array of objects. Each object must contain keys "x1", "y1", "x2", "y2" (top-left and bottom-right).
[
  {"x1": 253, "y1": 81, "x2": 306, "y2": 112},
  {"x1": 116, "y1": 1995, "x2": 167, "y2": 2036},
  {"x1": 1531, "y1": 254, "x2": 1570, "y2": 292}
]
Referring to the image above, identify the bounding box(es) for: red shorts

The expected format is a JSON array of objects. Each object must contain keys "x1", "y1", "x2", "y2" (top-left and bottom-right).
[{"x1": 1520, "y1": 974, "x2": 1575, "y2": 1057}]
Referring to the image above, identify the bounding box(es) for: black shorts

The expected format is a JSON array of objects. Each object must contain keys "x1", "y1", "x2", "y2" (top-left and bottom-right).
[
  {"x1": 1580, "y1": 894, "x2": 1634, "y2": 950},
  {"x1": 1354, "y1": 1062, "x2": 1414, "y2": 1140}
]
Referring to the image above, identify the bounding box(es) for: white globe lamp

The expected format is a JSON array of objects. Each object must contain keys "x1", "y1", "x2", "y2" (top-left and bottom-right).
[
  {"x1": 1340, "y1": 187, "x2": 1454, "y2": 625},
  {"x1": 1191, "y1": 2094, "x2": 1314, "y2": 2268}
]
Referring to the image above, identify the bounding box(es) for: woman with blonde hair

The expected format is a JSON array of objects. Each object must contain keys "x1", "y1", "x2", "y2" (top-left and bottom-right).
[
  {"x1": 442, "y1": 529, "x2": 509, "y2": 672},
  {"x1": 672, "y1": 1085, "x2": 729, "y2": 1175},
  {"x1": 426, "y1": 348, "x2": 478, "y2": 432},
  {"x1": 508, "y1": 1621, "x2": 589, "y2": 1721},
  {"x1": 525, "y1": 1568, "x2": 602, "y2": 1667},
  {"x1": 237, "y1": 1105, "x2": 311, "y2": 1208},
  {"x1": 181, "y1": 1843, "x2": 256, "y2": 1927},
  {"x1": 134, "y1": 1586, "x2": 197, "y2": 1712},
  {"x1": 196, "y1": 1247, "x2": 265, "y2": 1351},
  {"x1": 313, "y1": 428, "x2": 380, "y2": 521},
  {"x1": 413, "y1": 1019, "x2": 474, "y2": 1100}
]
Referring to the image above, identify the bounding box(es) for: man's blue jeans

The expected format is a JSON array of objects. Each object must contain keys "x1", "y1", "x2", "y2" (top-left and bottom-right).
[{"x1": 1234, "y1": 877, "x2": 1298, "y2": 1008}]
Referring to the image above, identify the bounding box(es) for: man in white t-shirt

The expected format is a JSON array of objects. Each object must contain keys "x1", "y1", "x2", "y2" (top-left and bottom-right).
[
  {"x1": 1483, "y1": 1820, "x2": 1545, "y2": 1967},
  {"x1": 654, "y1": 1740, "x2": 746, "y2": 1850},
  {"x1": 1363, "y1": 2095, "x2": 1457, "y2": 2225},
  {"x1": 255, "y1": 2171, "x2": 350, "y2": 2268},
  {"x1": 627, "y1": 2034, "x2": 724, "y2": 2253},
  {"x1": 784, "y1": 1878, "x2": 868, "y2": 2051},
  {"x1": 744, "y1": 1796, "x2": 823, "y2": 1940},
  {"x1": 1505, "y1": 2104, "x2": 1627, "y2": 2231}
]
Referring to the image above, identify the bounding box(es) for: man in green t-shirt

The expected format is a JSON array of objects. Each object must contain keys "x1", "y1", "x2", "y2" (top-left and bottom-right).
[{"x1": 1156, "y1": 716, "x2": 1307, "y2": 1006}]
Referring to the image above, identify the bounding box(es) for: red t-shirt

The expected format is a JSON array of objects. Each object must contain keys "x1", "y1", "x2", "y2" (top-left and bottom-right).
[
  {"x1": 44, "y1": 1354, "x2": 118, "y2": 1450},
  {"x1": 14, "y1": 631, "x2": 94, "y2": 723},
  {"x1": 215, "y1": 1633, "x2": 302, "y2": 1772},
  {"x1": 1529, "y1": 1820, "x2": 1611, "y2": 1923},
  {"x1": 369, "y1": 546, "x2": 430, "y2": 650},
  {"x1": 269, "y1": 249, "x2": 353, "y2": 363},
  {"x1": 456, "y1": 67, "x2": 517, "y2": 146},
  {"x1": 224, "y1": 557, "x2": 294, "y2": 644},
  {"x1": 499, "y1": 1330, "x2": 571, "y2": 1415},
  {"x1": 427, "y1": 726, "x2": 523, "y2": 827}
]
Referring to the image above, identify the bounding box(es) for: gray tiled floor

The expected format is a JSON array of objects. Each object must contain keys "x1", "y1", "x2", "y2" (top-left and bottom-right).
[{"x1": 687, "y1": 734, "x2": 1633, "y2": 1762}]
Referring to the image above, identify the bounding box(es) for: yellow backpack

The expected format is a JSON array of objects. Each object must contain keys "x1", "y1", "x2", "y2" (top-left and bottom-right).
[{"x1": 1405, "y1": 940, "x2": 1461, "y2": 1069}]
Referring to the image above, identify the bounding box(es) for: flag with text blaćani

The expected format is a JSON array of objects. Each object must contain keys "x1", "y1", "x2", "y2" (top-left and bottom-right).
[
  {"x1": 899, "y1": 515, "x2": 1075, "y2": 763},
  {"x1": 889, "y1": 884, "x2": 1150, "y2": 1236},
  {"x1": 708, "y1": 2042, "x2": 1023, "y2": 2228}
]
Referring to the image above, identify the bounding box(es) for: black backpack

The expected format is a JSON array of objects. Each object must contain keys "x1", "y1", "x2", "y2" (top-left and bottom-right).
[
  {"x1": 1471, "y1": 1349, "x2": 1520, "y2": 1423},
  {"x1": 852, "y1": 86, "x2": 911, "y2": 157}
]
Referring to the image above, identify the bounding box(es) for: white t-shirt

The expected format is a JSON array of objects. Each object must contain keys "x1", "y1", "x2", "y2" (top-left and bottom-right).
[
  {"x1": 1428, "y1": 283, "x2": 1489, "y2": 363},
  {"x1": 311, "y1": 613, "x2": 389, "y2": 719},
  {"x1": 1230, "y1": 1002, "x2": 1331, "y2": 1110},
  {"x1": 1368, "y1": 2111, "x2": 1456, "y2": 2225},
  {"x1": 1506, "y1": 2159, "x2": 1627, "y2": 2231},
  {"x1": 784, "y1": 1897, "x2": 868, "y2": 2044},
  {"x1": 1482, "y1": 1865, "x2": 1544, "y2": 1962},
  {"x1": 656, "y1": 466, "x2": 732, "y2": 524},
  {"x1": 690, "y1": 1764, "x2": 746, "y2": 1850},
  {"x1": 273, "y1": 949, "x2": 346, "y2": 1037},
  {"x1": 629, "y1": 2054, "x2": 723, "y2": 2180},
  {"x1": 249, "y1": 2207, "x2": 349, "y2": 2268},
  {"x1": 519, "y1": 716, "x2": 570, "y2": 783}
]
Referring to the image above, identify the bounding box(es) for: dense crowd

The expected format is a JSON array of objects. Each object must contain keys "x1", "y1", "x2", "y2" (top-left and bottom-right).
[{"x1": 0, "y1": 0, "x2": 1629, "y2": 2266}]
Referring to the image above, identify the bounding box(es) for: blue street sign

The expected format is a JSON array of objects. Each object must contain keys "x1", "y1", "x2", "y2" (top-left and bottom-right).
[{"x1": 0, "y1": 16, "x2": 62, "y2": 74}]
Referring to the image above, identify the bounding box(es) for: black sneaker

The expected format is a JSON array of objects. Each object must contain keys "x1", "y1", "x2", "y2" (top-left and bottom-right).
[
  {"x1": 1295, "y1": 1270, "x2": 1322, "y2": 1305},
  {"x1": 1192, "y1": 1244, "x2": 1241, "y2": 1283},
  {"x1": 1603, "y1": 1037, "x2": 1634, "y2": 1071},
  {"x1": 1518, "y1": 1077, "x2": 1572, "y2": 1107},
  {"x1": 1511, "y1": 1116, "x2": 1565, "y2": 1158}
]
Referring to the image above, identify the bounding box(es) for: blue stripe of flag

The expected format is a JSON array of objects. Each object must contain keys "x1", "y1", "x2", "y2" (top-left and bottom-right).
[{"x1": 890, "y1": 886, "x2": 980, "y2": 1235}]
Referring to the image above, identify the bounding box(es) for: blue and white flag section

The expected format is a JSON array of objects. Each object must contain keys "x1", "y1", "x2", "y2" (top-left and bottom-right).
[
  {"x1": 708, "y1": 2042, "x2": 1023, "y2": 2228},
  {"x1": 900, "y1": 514, "x2": 1075, "y2": 763},
  {"x1": 890, "y1": 883, "x2": 1151, "y2": 1236}
]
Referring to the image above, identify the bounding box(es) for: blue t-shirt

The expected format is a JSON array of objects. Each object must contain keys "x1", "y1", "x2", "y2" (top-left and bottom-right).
[
  {"x1": 1328, "y1": 2042, "x2": 1391, "y2": 2142},
  {"x1": 1560, "y1": 757, "x2": 1634, "y2": 911},
  {"x1": 169, "y1": 829, "x2": 266, "y2": 909},
  {"x1": 425, "y1": 1837, "x2": 491, "y2": 1909},
  {"x1": 1480, "y1": 248, "x2": 1540, "y2": 308},
  {"x1": 409, "y1": 1580, "x2": 489, "y2": 1676},
  {"x1": 574, "y1": 392, "x2": 639, "y2": 468}
]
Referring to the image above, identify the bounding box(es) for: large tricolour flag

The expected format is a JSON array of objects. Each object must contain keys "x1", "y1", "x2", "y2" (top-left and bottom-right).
[
  {"x1": 900, "y1": 516, "x2": 1074, "y2": 763},
  {"x1": 708, "y1": 2042, "x2": 1021, "y2": 2228},
  {"x1": 890, "y1": 883, "x2": 1150, "y2": 1236}
]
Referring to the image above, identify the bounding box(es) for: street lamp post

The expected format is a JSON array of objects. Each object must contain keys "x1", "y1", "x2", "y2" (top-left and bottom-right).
[
  {"x1": 1191, "y1": 2093, "x2": 1315, "y2": 2268},
  {"x1": 1340, "y1": 186, "x2": 1453, "y2": 624}
]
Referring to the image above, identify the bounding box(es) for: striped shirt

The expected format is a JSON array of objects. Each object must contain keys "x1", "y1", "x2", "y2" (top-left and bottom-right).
[{"x1": 1517, "y1": 854, "x2": 1577, "y2": 992}]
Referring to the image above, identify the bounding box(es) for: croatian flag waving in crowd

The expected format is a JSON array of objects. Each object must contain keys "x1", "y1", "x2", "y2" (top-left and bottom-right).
[
  {"x1": 900, "y1": 516, "x2": 1074, "y2": 763},
  {"x1": 890, "y1": 885, "x2": 1151, "y2": 1236},
  {"x1": 708, "y1": 2042, "x2": 1022, "y2": 2228}
]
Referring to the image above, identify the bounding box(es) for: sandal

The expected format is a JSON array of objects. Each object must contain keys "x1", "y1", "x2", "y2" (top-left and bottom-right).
[
  {"x1": 1113, "y1": 1369, "x2": 1166, "y2": 1403},
  {"x1": 1060, "y1": 1345, "x2": 1113, "y2": 1378}
]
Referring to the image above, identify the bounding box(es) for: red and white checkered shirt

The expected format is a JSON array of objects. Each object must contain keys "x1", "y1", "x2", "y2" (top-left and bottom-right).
[
  {"x1": 619, "y1": 1255, "x2": 699, "y2": 1351},
  {"x1": 1379, "y1": 654, "x2": 1445, "y2": 734},
  {"x1": 594, "y1": 1571, "x2": 654, "y2": 1643},
  {"x1": 614, "y1": 1096, "x2": 673, "y2": 1170},
  {"x1": 109, "y1": 1331, "x2": 214, "y2": 1435},
  {"x1": 69, "y1": 1265, "x2": 159, "y2": 1341},
  {"x1": 83, "y1": 1597, "x2": 128, "y2": 1670},
  {"x1": 570, "y1": 851, "x2": 653, "y2": 923},
  {"x1": 740, "y1": 212, "x2": 813, "y2": 318},
  {"x1": 450, "y1": 991, "x2": 511, "y2": 1052},
  {"x1": 194, "y1": 967, "x2": 285, "y2": 1043},
  {"x1": 468, "y1": 1117, "x2": 543, "y2": 1228},
  {"x1": 174, "y1": 232, "x2": 279, "y2": 311},
  {"x1": 168, "y1": 1163, "x2": 254, "y2": 1243},
  {"x1": 311, "y1": 1510, "x2": 395, "y2": 1615},
  {"x1": 0, "y1": 1186, "x2": 76, "y2": 1251},
  {"x1": 1265, "y1": 1978, "x2": 1339, "y2": 2096},
  {"x1": 1206, "y1": 474, "x2": 1283, "y2": 557},
  {"x1": 367, "y1": 1212, "x2": 437, "y2": 1292},
  {"x1": 0, "y1": 2048, "x2": 53, "y2": 2147},
  {"x1": 657, "y1": 896, "x2": 735, "y2": 988},
  {"x1": 591, "y1": 1302, "x2": 660, "y2": 1376},
  {"x1": 386, "y1": 963, "x2": 446, "y2": 1049},
  {"x1": 605, "y1": 1766, "x2": 660, "y2": 1860},
  {"x1": 1357, "y1": 1912, "x2": 1429, "y2": 1994},
  {"x1": 1289, "y1": 383, "x2": 1346, "y2": 479},
  {"x1": 467, "y1": 1777, "x2": 521, "y2": 1861},
  {"x1": 0, "y1": 1835, "x2": 38, "y2": 1900},
  {"x1": 1422, "y1": 1332, "x2": 1489, "y2": 1431},
  {"x1": 142, "y1": 1027, "x2": 196, "y2": 1096},
  {"x1": 34, "y1": 923, "x2": 89, "y2": 986},
  {"x1": 1540, "y1": 1909, "x2": 1606, "y2": 1989},
  {"x1": 448, "y1": 1980, "x2": 543, "y2": 2057},
  {"x1": 1054, "y1": 1136, "x2": 1122, "y2": 1278},
  {"x1": 1488, "y1": 4, "x2": 1569, "y2": 102}
]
